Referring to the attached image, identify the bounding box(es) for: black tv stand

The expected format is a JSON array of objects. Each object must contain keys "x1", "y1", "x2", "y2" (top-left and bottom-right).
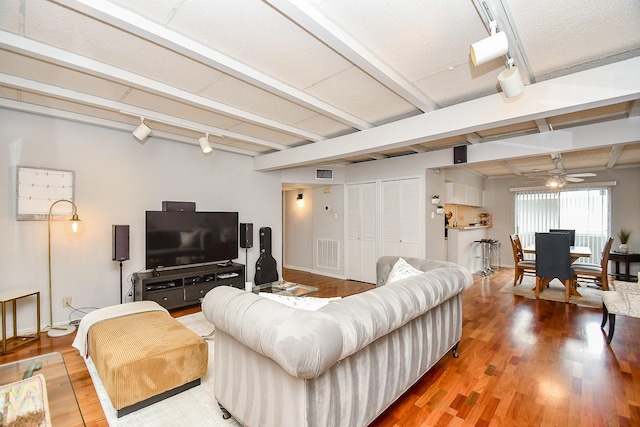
[{"x1": 133, "y1": 263, "x2": 245, "y2": 310}]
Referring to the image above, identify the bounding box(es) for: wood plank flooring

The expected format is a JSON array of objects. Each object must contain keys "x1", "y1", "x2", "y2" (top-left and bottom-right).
[{"x1": 2, "y1": 267, "x2": 638, "y2": 426}]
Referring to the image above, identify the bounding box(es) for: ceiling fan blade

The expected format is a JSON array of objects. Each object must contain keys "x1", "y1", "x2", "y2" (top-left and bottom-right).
[
  {"x1": 566, "y1": 172, "x2": 596, "y2": 178},
  {"x1": 565, "y1": 177, "x2": 584, "y2": 183}
]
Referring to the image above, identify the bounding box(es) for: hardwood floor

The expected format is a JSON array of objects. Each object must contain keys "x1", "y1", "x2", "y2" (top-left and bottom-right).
[{"x1": 2, "y1": 268, "x2": 638, "y2": 426}]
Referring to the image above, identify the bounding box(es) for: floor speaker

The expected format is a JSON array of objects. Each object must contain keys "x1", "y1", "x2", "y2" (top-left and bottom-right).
[
  {"x1": 112, "y1": 225, "x2": 130, "y2": 261},
  {"x1": 240, "y1": 223, "x2": 253, "y2": 248},
  {"x1": 454, "y1": 145, "x2": 467, "y2": 164}
]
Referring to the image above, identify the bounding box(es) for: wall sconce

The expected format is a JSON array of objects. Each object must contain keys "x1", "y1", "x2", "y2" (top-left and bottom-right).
[
  {"x1": 498, "y1": 57, "x2": 525, "y2": 98},
  {"x1": 132, "y1": 117, "x2": 152, "y2": 143},
  {"x1": 199, "y1": 133, "x2": 213, "y2": 154},
  {"x1": 296, "y1": 192, "x2": 304, "y2": 208},
  {"x1": 470, "y1": 20, "x2": 508, "y2": 66},
  {"x1": 47, "y1": 199, "x2": 85, "y2": 337}
]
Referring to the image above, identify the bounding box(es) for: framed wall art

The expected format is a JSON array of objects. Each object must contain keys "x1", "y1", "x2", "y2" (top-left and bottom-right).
[{"x1": 16, "y1": 166, "x2": 75, "y2": 220}]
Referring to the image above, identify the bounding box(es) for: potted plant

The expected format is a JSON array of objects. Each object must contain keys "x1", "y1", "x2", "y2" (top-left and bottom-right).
[
  {"x1": 431, "y1": 195, "x2": 440, "y2": 205},
  {"x1": 617, "y1": 228, "x2": 631, "y2": 253},
  {"x1": 436, "y1": 205, "x2": 445, "y2": 214}
]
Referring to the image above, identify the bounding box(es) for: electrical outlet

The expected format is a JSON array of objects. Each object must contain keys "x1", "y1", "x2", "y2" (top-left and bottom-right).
[{"x1": 62, "y1": 297, "x2": 72, "y2": 308}]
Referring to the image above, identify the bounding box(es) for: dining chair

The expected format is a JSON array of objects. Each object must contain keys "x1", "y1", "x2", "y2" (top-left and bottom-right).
[
  {"x1": 534, "y1": 232, "x2": 575, "y2": 302},
  {"x1": 572, "y1": 237, "x2": 614, "y2": 291},
  {"x1": 509, "y1": 234, "x2": 536, "y2": 285},
  {"x1": 549, "y1": 229, "x2": 575, "y2": 246}
]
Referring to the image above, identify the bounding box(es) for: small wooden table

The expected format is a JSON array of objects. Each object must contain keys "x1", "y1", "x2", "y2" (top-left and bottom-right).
[
  {"x1": 0, "y1": 289, "x2": 40, "y2": 354},
  {"x1": 609, "y1": 252, "x2": 640, "y2": 282}
]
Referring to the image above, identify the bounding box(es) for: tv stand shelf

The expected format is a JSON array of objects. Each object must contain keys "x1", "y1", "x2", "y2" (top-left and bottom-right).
[{"x1": 133, "y1": 263, "x2": 245, "y2": 310}]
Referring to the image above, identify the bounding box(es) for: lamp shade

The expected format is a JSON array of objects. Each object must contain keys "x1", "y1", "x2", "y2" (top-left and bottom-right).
[
  {"x1": 133, "y1": 121, "x2": 152, "y2": 142},
  {"x1": 498, "y1": 65, "x2": 525, "y2": 98},
  {"x1": 470, "y1": 31, "x2": 508, "y2": 66}
]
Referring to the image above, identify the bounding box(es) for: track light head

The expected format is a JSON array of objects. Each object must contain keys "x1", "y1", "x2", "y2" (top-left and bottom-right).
[
  {"x1": 498, "y1": 58, "x2": 525, "y2": 98},
  {"x1": 470, "y1": 21, "x2": 508, "y2": 66},
  {"x1": 199, "y1": 133, "x2": 213, "y2": 154},
  {"x1": 132, "y1": 118, "x2": 152, "y2": 143}
]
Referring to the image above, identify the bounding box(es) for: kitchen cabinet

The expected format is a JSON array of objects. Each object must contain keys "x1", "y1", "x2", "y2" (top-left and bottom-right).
[{"x1": 445, "y1": 182, "x2": 483, "y2": 207}]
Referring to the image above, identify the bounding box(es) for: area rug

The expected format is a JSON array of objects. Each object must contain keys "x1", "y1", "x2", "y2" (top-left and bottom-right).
[
  {"x1": 499, "y1": 275, "x2": 603, "y2": 308},
  {"x1": 84, "y1": 312, "x2": 242, "y2": 427}
]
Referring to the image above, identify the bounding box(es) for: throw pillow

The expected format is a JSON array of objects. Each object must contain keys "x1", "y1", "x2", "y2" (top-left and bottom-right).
[
  {"x1": 385, "y1": 257, "x2": 423, "y2": 285},
  {"x1": 258, "y1": 292, "x2": 341, "y2": 311}
]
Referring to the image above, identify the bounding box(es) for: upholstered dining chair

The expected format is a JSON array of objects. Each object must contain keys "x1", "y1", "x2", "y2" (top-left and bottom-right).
[
  {"x1": 509, "y1": 234, "x2": 536, "y2": 285},
  {"x1": 601, "y1": 280, "x2": 640, "y2": 344},
  {"x1": 534, "y1": 232, "x2": 575, "y2": 302},
  {"x1": 572, "y1": 237, "x2": 614, "y2": 291}
]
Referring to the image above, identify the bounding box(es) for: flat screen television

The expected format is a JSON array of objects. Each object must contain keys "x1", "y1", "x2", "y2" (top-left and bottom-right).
[{"x1": 145, "y1": 211, "x2": 238, "y2": 270}]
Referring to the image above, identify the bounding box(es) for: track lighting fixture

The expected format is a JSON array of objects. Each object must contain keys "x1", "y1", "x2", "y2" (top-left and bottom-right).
[
  {"x1": 132, "y1": 117, "x2": 152, "y2": 142},
  {"x1": 470, "y1": 20, "x2": 508, "y2": 66},
  {"x1": 199, "y1": 133, "x2": 213, "y2": 154},
  {"x1": 498, "y1": 57, "x2": 525, "y2": 98}
]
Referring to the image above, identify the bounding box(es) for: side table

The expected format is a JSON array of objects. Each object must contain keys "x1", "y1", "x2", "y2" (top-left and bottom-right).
[
  {"x1": 0, "y1": 289, "x2": 41, "y2": 354},
  {"x1": 609, "y1": 252, "x2": 640, "y2": 282}
]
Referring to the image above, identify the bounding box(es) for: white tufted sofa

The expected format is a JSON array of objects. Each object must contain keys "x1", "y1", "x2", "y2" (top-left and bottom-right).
[{"x1": 201, "y1": 257, "x2": 472, "y2": 427}]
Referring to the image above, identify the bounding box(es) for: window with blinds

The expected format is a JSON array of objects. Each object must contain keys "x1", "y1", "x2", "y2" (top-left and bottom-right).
[{"x1": 514, "y1": 187, "x2": 610, "y2": 264}]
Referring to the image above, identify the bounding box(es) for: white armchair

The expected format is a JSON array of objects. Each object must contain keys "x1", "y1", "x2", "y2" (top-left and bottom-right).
[{"x1": 601, "y1": 280, "x2": 640, "y2": 344}]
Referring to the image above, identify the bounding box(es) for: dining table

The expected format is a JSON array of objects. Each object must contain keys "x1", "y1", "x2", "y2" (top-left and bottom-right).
[{"x1": 522, "y1": 244, "x2": 592, "y2": 297}]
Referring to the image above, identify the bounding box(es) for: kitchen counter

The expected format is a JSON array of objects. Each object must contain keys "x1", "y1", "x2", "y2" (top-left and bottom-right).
[
  {"x1": 447, "y1": 227, "x2": 490, "y2": 272},
  {"x1": 448, "y1": 225, "x2": 492, "y2": 230}
]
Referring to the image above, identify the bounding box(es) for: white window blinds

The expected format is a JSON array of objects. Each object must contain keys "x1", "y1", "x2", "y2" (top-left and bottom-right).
[{"x1": 514, "y1": 187, "x2": 610, "y2": 263}]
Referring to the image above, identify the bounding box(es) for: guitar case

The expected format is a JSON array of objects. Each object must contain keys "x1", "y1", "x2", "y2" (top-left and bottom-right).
[{"x1": 254, "y1": 227, "x2": 279, "y2": 285}]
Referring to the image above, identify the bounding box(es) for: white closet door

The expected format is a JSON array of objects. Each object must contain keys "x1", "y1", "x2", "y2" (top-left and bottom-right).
[
  {"x1": 346, "y1": 182, "x2": 378, "y2": 283},
  {"x1": 382, "y1": 180, "x2": 400, "y2": 255},
  {"x1": 399, "y1": 177, "x2": 420, "y2": 257},
  {"x1": 381, "y1": 177, "x2": 421, "y2": 258}
]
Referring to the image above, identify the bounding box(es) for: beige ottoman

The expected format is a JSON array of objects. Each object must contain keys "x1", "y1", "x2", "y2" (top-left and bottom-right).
[{"x1": 89, "y1": 310, "x2": 207, "y2": 416}]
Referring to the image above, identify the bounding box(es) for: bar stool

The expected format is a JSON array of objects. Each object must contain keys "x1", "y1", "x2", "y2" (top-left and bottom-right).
[{"x1": 473, "y1": 239, "x2": 493, "y2": 276}]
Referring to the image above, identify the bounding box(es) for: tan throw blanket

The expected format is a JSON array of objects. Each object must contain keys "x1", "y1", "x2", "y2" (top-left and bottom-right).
[{"x1": 72, "y1": 301, "x2": 169, "y2": 357}]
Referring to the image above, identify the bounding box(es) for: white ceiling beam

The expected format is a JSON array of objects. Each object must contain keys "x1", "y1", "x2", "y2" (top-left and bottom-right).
[
  {"x1": 409, "y1": 145, "x2": 427, "y2": 153},
  {"x1": 264, "y1": 0, "x2": 437, "y2": 113},
  {"x1": 254, "y1": 57, "x2": 640, "y2": 170},
  {"x1": 466, "y1": 134, "x2": 482, "y2": 144},
  {"x1": 0, "y1": 73, "x2": 290, "y2": 152},
  {"x1": 503, "y1": 160, "x2": 524, "y2": 176},
  {"x1": 0, "y1": 98, "x2": 258, "y2": 156},
  {"x1": 0, "y1": 30, "x2": 320, "y2": 142},
  {"x1": 607, "y1": 145, "x2": 624, "y2": 169},
  {"x1": 535, "y1": 119, "x2": 551, "y2": 132},
  {"x1": 50, "y1": 0, "x2": 372, "y2": 131}
]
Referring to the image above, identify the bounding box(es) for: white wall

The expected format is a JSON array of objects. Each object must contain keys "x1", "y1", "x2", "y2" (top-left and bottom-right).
[{"x1": 1, "y1": 109, "x2": 282, "y2": 332}]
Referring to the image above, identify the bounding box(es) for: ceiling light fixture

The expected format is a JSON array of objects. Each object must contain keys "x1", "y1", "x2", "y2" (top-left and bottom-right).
[
  {"x1": 132, "y1": 117, "x2": 152, "y2": 142},
  {"x1": 546, "y1": 176, "x2": 565, "y2": 188},
  {"x1": 470, "y1": 2, "x2": 525, "y2": 98},
  {"x1": 199, "y1": 133, "x2": 213, "y2": 154},
  {"x1": 498, "y1": 57, "x2": 525, "y2": 98},
  {"x1": 470, "y1": 20, "x2": 508, "y2": 66}
]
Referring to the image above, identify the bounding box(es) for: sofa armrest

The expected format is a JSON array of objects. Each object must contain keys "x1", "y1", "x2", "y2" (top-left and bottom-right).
[{"x1": 202, "y1": 286, "x2": 343, "y2": 379}]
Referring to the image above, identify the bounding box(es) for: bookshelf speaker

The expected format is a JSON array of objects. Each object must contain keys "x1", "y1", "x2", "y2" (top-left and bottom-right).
[
  {"x1": 112, "y1": 225, "x2": 130, "y2": 261},
  {"x1": 453, "y1": 145, "x2": 467, "y2": 164},
  {"x1": 240, "y1": 223, "x2": 253, "y2": 248}
]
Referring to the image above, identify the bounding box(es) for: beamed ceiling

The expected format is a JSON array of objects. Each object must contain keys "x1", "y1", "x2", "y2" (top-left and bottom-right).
[{"x1": 1, "y1": 0, "x2": 639, "y2": 180}]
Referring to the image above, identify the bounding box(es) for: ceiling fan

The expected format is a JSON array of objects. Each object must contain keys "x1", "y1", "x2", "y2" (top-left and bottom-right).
[{"x1": 545, "y1": 157, "x2": 596, "y2": 188}]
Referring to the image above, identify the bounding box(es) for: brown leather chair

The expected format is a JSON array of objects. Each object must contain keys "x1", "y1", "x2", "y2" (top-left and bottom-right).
[
  {"x1": 573, "y1": 237, "x2": 614, "y2": 290},
  {"x1": 509, "y1": 234, "x2": 536, "y2": 286}
]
